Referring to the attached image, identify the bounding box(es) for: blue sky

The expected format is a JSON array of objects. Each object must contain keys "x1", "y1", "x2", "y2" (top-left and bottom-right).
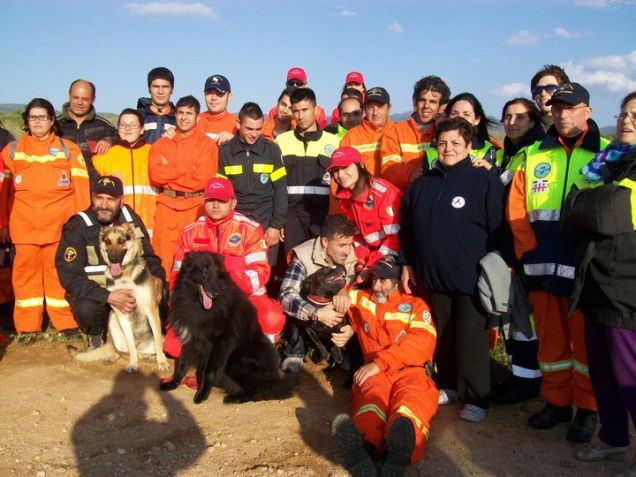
[{"x1": 1, "y1": 0, "x2": 634, "y2": 127}]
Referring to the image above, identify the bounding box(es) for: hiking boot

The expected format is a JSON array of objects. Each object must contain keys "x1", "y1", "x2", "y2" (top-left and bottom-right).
[
  {"x1": 16, "y1": 332, "x2": 38, "y2": 345},
  {"x1": 87, "y1": 334, "x2": 104, "y2": 351},
  {"x1": 332, "y1": 413, "x2": 376, "y2": 477},
  {"x1": 438, "y1": 388, "x2": 459, "y2": 405},
  {"x1": 281, "y1": 356, "x2": 304, "y2": 374},
  {"x1": 528, "y1": 403, "x2": 573, "y2": 429},
  {"x1": 381, "y1": 416, "x2": 414, "y2": 477},
  {"x1": 576, "y1": 440, "x2": 628, "y2": 461},
  {"x1": 459, "y1": 403, "x2": 487, "y2": 423},
  {"x1": 567, "y1": 408, "x2": 598, "y2": 444}
]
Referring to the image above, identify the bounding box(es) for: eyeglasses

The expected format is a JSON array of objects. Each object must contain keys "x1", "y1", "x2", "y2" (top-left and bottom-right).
[
  {"x1": 286, "y1": 80, "x2": 305, "y2": 88},
  {"x1": 551, "y1": 104, "x2": 588, "y2": 115},
  {"x1": 27, "y1": 115, "x2": 50, "y2": 122},
  {"x1": 118, "y1": 123, "x2": 141, "y2": 130},
  {"x1": 342, "y1": 110, "x2": 363, "y2": 117},
  {"x1": 531, "y1": 84, "x2": 559, "y2": 97},
  {"x1": 615, "y1": 112, "x2": 636, "y2": 122}
]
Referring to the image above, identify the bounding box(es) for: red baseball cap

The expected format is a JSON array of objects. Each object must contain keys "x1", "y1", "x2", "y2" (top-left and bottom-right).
[
  {"x1": 327, "y1": 146, "x2": 362, "y2": 171},
  {"x1": 345, "y1": 71, "x2": 364, "y2": 85},
  {"x1": 204, "y1": 178, "x2": 234, "y2": 201},
  {"x1": 286, "y1": 67, "x2": 307, "y2": 83}
]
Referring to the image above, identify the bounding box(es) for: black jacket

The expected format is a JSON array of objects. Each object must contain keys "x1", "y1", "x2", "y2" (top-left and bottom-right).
[
  {"x1": 55, "y1": 205, "x2": 164, "y2": 305},
  {"x1": 137, "y1": 97, "x2": 176, "y2": 145},
  {"x1": 564, "y1": 148, "x2": 636, "y2": 328},
  {"x1": 399, "y1": 156, "x2": 506, "y2": 295},
  {"x1": 218, "y1": 135, "x2": 288, "y2": 230}
]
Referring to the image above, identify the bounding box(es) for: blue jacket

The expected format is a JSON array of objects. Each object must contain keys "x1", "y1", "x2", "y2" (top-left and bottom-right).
[{"x1": 137, "y1": 97, "x2": 176, "y2": 144}]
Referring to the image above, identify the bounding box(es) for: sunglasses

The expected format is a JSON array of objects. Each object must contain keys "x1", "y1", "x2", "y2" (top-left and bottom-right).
[
  {"x1": 286, "y1": 80, "x2": 305, "y2": 88},
  {"x1": 531, "y1": 84, "x2": 559, "y2": 96}
]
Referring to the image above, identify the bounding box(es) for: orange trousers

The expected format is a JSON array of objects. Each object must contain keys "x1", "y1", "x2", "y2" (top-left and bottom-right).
[
  {"x1": 530, "y1": 290, "x2": 596, "y2": 411},
  {"x1": 352, "y1": 367, "x2": 438, "y2": 464},
  {"x1": 13, "y1": 243, "x2": 77, "y2": 332},
  {"x1": 152, "y1": 203, "x2": 203, "y2": 278}
]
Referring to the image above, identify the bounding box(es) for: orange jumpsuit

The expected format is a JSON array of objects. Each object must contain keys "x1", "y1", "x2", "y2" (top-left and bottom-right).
[
  {"x1": 348, "y1": 288, "x2": 438, "y2": 464},
  {"x1": 148, "y1": 130, "x2": 217, "y2": 277},
  {"x1": 196, "y1": 110, "x2": 238, "y2": 141},
  {"x1": 0, "y1": 134, "x2": 90, "y2": 332},
  {"x1": 341, "y1": 120, "x2": 396, "y2": 177},
  {"x1": 379, "y1": 116, "x2": 435, "y2": 191}
]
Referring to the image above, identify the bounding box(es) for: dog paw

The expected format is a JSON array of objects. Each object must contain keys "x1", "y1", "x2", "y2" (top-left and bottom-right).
[
  {"x1": 159, "y1": 378, "x2": 178, "y2": 391},
  {"x1": 193, "y1": 391, "x2": 209, "y2": 404},
  {"x1": 125, "y1": 364, "x2": 139, "y2": 374},
  {"x1": 157, "y1": 360, "x2": 170, "y2": 372},
  {"x1": 223, "y1": 393, "x2": 248, "y2": 404}
]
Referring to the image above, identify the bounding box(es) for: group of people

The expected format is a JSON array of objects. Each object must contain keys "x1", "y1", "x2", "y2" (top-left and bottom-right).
[{"x1": 0, "y1": 63, "x2": 635, "y2": 476}]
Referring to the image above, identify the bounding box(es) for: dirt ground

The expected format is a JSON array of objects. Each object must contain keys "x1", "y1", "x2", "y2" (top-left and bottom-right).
[{"x1": 0, "y1": 339, "x2": 632, "y2": 477}]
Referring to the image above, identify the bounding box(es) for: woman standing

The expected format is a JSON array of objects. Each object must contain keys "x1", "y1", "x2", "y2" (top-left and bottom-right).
[
  {"x1": 400, "y1": 118, "x2": 506, "y2": 423},
  {"x1": 0, "y1": 99, "x2": 90, "y2": 343},
  {"x1": 563, "y1": 92, "x2": 636, "y2": 462}
]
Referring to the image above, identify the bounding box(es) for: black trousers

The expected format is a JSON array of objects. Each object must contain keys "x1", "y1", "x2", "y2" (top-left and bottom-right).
[
  {"x1": 430, "y1": 291, "x2": 490, "y2": 408},
  {"x1": 283, "y1": 206, "x2": 327, "y2": 253},
  {"x1": 69, "y1": 298, "x2": 110, "y2": 336}
]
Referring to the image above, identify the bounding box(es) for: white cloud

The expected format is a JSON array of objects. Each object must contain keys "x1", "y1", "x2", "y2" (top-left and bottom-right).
[
  {"x1": 124, "y1": 2, "x2": 217, "y2": 19},
  {"x1": 339, "y1": 7, "x2": 358, "y2": 17},
  {"x1": 506, "y1": 29, "x2": 538, "y2": 46},
  {"x1": 489, "y1": 83, "x2": 528, "y2": 98},
  {"x1": 552, "y1": 27, "x2": 582, "y2": 39},
  {"x1": 563, "y1": 50, "x2": 636, "y2": 93},
  {"x1": 385, "y1": 22, "x2": 404, "y2": 34},
  {"x1": 574, "y1": 0, "x2": 610, "y2": 8}
]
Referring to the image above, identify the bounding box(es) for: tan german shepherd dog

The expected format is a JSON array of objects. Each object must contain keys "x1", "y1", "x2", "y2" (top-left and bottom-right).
[{"x1": 69, "y1": 223, "x2": 169, "y2": 373}]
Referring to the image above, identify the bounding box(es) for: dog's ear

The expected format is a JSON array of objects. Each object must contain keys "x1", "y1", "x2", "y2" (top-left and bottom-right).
[{"x1": 122, "y1": 223, "x2": 136, "y2": 241}]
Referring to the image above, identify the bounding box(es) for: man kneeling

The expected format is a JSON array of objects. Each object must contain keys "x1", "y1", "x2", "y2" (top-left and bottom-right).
[{"x1": 332, "y1": 256, "x2": 438, "y2": 476}]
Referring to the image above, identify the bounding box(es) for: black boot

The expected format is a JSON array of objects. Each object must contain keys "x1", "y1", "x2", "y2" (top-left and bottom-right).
[
  {"x1": 381, "y1": 417, "x2": 414, "y2": 477},
  {"x1": 332, "y1": 414, "x2": 376, "y2": 477},
  {"x1": 567, "y1": 408, "x2": 598, "y2": 443},
  {"x1": 528, "y1": 403, "x2": 573, "y2": 429}
]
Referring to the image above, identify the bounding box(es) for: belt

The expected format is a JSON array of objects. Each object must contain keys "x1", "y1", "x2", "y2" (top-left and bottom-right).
[{"x1": 162, "y1": 189, "x2": 204, "y2": 198}]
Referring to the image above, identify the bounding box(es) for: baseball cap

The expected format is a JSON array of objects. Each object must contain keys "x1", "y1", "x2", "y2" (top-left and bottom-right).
[
  {"x1": 546, "y1": 82, "x2": 590, "y2": 107},
  {"x1": 345, "y1": 71, "x2": 364, "y2": 85},
  {"x1": 372, "y1": 255, "x2": 400, "y2": 280},
  {"x1": 286, "y1": 67, "x2": 307, "y2": 83},
  {"x1": 204, "y1": 74, "x2": 231, "y2": 93},
  {"x1": 365, "y1": 87, "x2": 390, "y2": 106},
  {"x1": 204, "y1": 178, "x2": 234, "y2": 201},
  {"x1": 93, "y1": 176, "x2": 124, "y2": 196},
  {"x1": 327, "y1": 146, "x2": 362, "y2": 171},
  {"x1": 147, "y1": 67, "x2": 174, "y2": 88}
]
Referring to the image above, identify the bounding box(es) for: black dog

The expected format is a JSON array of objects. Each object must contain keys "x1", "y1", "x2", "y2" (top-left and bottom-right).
[
  {"x1": 300, "y1": 265, "x2": 348, "y2": 364},
  {"x1": 159, "y1": 251, "x2": 283, "y2": 404}
]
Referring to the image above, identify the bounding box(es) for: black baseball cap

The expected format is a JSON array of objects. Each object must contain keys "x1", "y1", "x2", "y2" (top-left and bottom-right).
[
  {"x1": 546, "y1": 82, "x2": 590, "y2": 106},
  {"x1": 93, "y1": 176, "x2": 124, "y2": 196},
  {"x1": 372, "y1": 255, "x2": 400, "y2": 280},
  {"x1": 365, "y1": 87, "x2": 390, "y2": 106},
  {"x1": 204, "y1": 74, "x2": 231, "y2": 93}
]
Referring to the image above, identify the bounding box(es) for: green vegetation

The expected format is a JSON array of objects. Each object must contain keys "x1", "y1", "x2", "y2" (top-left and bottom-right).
[{"x1": 0, "y1": 111, "x2": 24, "y2": 140}]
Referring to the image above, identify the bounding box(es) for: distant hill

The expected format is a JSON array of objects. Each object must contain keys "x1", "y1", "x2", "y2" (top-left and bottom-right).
[{"x1": 0, "y1": 104, "x2": 24, "y2": 113}]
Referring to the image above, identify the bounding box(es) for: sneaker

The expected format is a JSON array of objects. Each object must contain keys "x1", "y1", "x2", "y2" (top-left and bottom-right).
[
  {"x1": 332, "y1": 414, "x2": 376, "y2": 477},
  {"x1": 16, "y1": 332, "x2": 38, "y2": 345},
  {"x1": 576, "y1": 441, "x2": 629, "y2": 461},
  {"x1": 281, "y1": 356, "x2": 304, "y2": 374},
  {"x1": 459, "y1": 403, "x2": 486, "y2": 423},
  {"x1": 381, "y1": 416, "x2": 415, "y2": 477},
  {"x1": 528, "y1": 403, "x2": 573, "y2": 429},
  {"x1": 87, "y1": 334, "x2": 104, "y2": 351},
  {"x1": 438, "y1": 388, "x2": 459, "y2": 405},
  {"x1": 567, "y1": 408, "x2": 598, "y2": 444}
]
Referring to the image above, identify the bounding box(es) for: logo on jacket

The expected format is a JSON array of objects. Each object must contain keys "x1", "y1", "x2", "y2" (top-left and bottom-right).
[
  {"x1": 534, "y1": 162, "x2": 551, "y2": 179},
  {"x1": 325, "y1": 144, "x2": 335, "y2": 155},
  {"x1": 64, "y1": 247, "x2": 77, "y2": 262},
  {"x1": 322, "y1": 172, "x2": 331, "y2": 185},
  {"x1": 451, "y1": 196, "x2": 465, "y2": 209},
  {"x1": 423, "y1": 310, "x2": 432, "y2": 324},
  {"x1": 363, "y1": 322, "x2": 370, "y2": 334},
  {"x1": 364, "y1": 195, "x2": 374, "y2": 210},
  {"x1": 260, "y1": 173, "x2": 269, "y2": 184},
  {"x1": 531, "y1": 179, "x2": 549, "y2": 194},
  {"x1": 228, "y1": 233, "x2": 242, "y2": 246},
  {"x1": 398, "y1": 303, "x2": 412, "y2": 313},
  {"x1": 14, "y1": 174, "x2": 22, "y2": 185},
  {"x1": 58, "y1": 172, "x2": 70, "y2": 187},
  {"x1": 49, "y1": 147, "x2": 60, "y2": 156}
]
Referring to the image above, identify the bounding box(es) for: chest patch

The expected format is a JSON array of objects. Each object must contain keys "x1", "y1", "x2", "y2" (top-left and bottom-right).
[
  {"x1": 58, "y1": 172, "x2": 70, "y2": 187},
  {"x1": 324, "y1": 144, "x2": 335, "y2": 155},
  {"x1": 260, "y1": 173, "x2": 269, "y2": 184},
  {"x1": 364, "y1": 195, "x2": 374, "y2": 210},
  {"x1": 322, "y1": 172, "x2": 331, "y2": 185},
  {"x1": 49, "y1": 147, "x2": 60, "y2": 156},
  {"x1": 14, "y1": 174, "x2": 22, "y2": 185},
  {"x1": 531, "y1": 179, "x2": 549, "y2": 194},
  {"x1": 363, "y1": 322, "x2": 370, "y2": 334},
  {"x1": 228, "y1": 233, "x2": 242, "y2": 246},
  {"x1": 64, "y1": 247, "x2": 77, "y2": 262},
  {"x1": 398, "y1": 303, "x2": 412, "y2": 313},
  {"x1": 534, "y1": 162, "x2": 551, "y2": 179},
  {"x1": 451, "y1": 196, "x2": 465, "y2": 209}
]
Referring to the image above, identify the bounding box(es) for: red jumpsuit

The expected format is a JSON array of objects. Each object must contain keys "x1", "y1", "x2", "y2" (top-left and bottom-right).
[
  {"x1": 164, "y1": 211, "x2": 285, "y2": 355},
  {"x1": 348, "y1": 288, "x2": 438, "y2": 464},
  {"x1": 148, "y1": 130, "x2": 217, "y2": 277},
  {"x1": 335, "y1": 177, "x2": 402, "y2": 266},
  {"x1": 0, "y1": 134, "x2": 90, "y2": 332}
]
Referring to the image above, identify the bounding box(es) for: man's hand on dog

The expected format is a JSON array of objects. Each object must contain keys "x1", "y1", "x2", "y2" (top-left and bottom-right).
[
  {"x1": 354, "y1": 362, "x2": 380, "y2": 386},
  {"x1": 331, "y1": 324, "x2": 353, "y2": 348},
  {"x1": 108, "y1": 289, "x2": 137, "y2": 313},
  {"x1": 316, "y1": 304, "x2": 344, "y2": 328},
  {"x1": 332, "y1": 292, "x2": 351, "y2": 315}
]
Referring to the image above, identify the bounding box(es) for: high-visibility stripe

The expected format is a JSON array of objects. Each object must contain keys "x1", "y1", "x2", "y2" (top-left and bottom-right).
[
  {"x1": 528, "y1": 209, "x2": 561, "y2": 222},
  {"x1": 85, "y1": 265, "x2": 107, "y2": 273},
  {"x1": 224, "y1": 165, "x2": 243, "y2": 175},
  {"x1": 383, "y1": 224, "x2": 400, "y2": 234},
  {"x1": 245, "y1": 251, "x2": 267, "y2": 264},
  {"x1": 395, "y1": 405, "x2": 429, "y2": 438},
  {"x1": 539, "y1": 359, "x2": 573, "y2": 372},
  {"x1": 353, "y1": 142, "x2": 380, "y2": 153},
  {"x1": 381, "y1": 155, "x2": 401, "y2": 166},
  {"x1": 400, "y1": 143, "x2": 428, "y2": 153},
  {"x1": 46, "y1": 296, "x2": 70, "y2": 308},
  {"x1": 384, "y1": 312, "x2": 411, "y2": 324},
  {"x1": 122, "y1": 185, "x2": 159, "y2": 196},
  {"x1": 173, "y1": 260, "x2": 182, "y2": 271},
  {"x1": 121, "y1": 206, "x2": 133, "y2": 223},
  {"x1": 287, "y1": 186, "x2": 330, "y2": 195},
  {"x1": 144, "y1": 122, "x2": 158, "y2": 131},
  {"x1": 245, "y1": 269, "x2": 260, "y2": 293},
  {"x1": 270, "y1": 167, "x2": 286, "y2": 182},
  {"x1": 15, "y1": 297, "x2": 44, "y2": 308},
  {"x1": 253, "y1": 164, "x2": 274, "y2": 173},
  {"x1": 500, "y1": 169, "x2": 514, "y2": 186},
  {"x1": 573, "y1": 359, "x2": 590, "y2": 377},
  {"x1": 511, "y1": 364, "x2": 543, "y2": 379},
  {"x1": 370, "y1": 181, "x2": 387, "y2": 194},
  {"x1": 409, "y1": 321, "x2": 437, "y2": 337},
  {"x1": 378, "y1": 244, "x2": 398, "y2": 256},
  {"x1": 556, "y1": 264, "x2": 575, "y2": 279},
  {"x1": 356, "y1": 404, "x2": 387, "y2": 422},
  {"x1": 71, "y1": 168, "x2": 89, "y2": 179},
  {"x1": 524, "y1": 263, "x2": 556, "y2": 276},
  {"x1": 359, "y1": 296, "x2": 377, "y2": 315},
  {"x1": 618, "y1": 178, "x2": 636, "y2": 227},
  {"x1": 13, "y1": 152, "x2": 66, "y2": 163},
  {"x1": 363, "y1": 231, "x2": 383, "y2": 243},
  {"x1": 77, "y1": 211, "x2": 93, "y2": 226}
]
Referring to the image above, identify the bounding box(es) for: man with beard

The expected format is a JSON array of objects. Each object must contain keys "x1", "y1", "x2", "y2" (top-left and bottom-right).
[{"x1": 56, "y1": 176, "x2": 164, "y2": 349}]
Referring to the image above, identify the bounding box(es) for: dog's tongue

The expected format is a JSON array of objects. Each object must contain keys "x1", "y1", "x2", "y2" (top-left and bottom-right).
[
  {"x1": 199, "y1": 285, "x2": 213, "y2": 310},
  {"x1": 110, "y1": 263, "x2": 122, "y2": 278}
]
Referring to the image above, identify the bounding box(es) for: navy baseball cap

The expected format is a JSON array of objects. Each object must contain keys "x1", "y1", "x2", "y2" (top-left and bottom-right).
[{"x1": 204, "y1": 74, "x2": 231, "y2": 93}]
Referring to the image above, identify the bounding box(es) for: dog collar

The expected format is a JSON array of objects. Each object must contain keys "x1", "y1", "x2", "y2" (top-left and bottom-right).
[{"x1": 305, "y1": 294, "x2": 332, "y2": 306}]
